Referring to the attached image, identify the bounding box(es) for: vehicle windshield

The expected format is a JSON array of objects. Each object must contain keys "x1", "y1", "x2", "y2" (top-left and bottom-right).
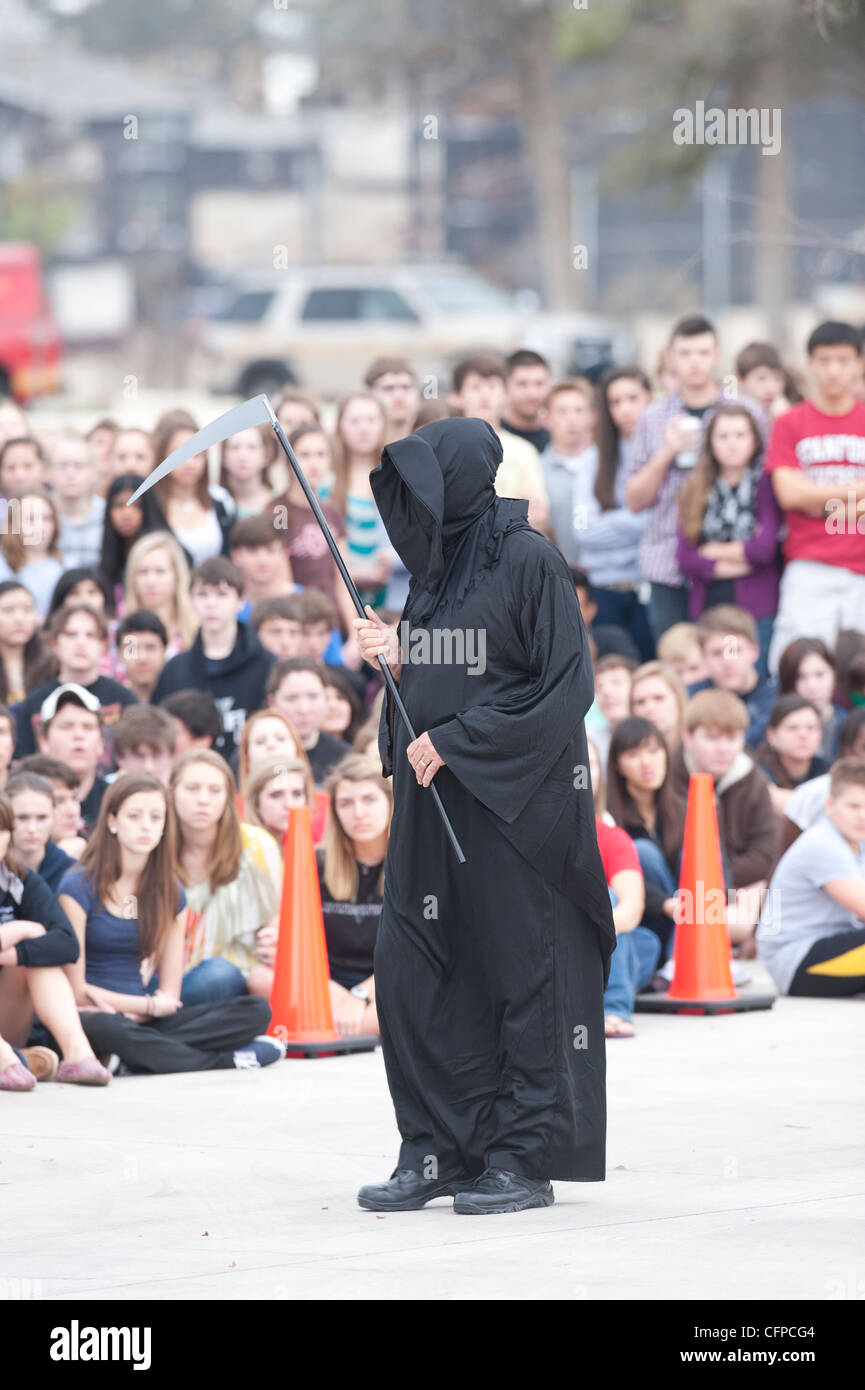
[
  {"x1": 415, "y1": 273, "x2": 512, "y2": 315},
  {"x1": 212, "y1": 290, "x2": 275, "y2": 322}
]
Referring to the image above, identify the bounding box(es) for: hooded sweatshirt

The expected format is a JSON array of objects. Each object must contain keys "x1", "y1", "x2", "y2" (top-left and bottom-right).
[
  {"x1": 152, "y1": 620, "x2": 275, "y2": 759},
  {"x1": 670, "y1": 742, "x2": 778, "y2": 887}
]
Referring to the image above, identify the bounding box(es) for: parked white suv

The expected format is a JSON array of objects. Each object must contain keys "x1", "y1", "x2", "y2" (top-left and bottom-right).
[{"x1": 192, "y1": 263, "x2": 634, "y2": 398}]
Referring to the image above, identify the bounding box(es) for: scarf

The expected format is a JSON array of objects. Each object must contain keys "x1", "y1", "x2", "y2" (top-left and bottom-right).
[{"x1": 701, "y1": 463, "x2": 760, "y2": 543}]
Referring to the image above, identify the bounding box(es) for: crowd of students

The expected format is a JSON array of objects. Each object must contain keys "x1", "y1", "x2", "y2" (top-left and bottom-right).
[{"x1": 1, "y1": 318, "x2": 864, "y2": 1089}]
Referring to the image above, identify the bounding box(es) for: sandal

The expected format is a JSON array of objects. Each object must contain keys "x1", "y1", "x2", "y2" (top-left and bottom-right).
[
  {"x1": 19, "y1": 1046, "x2": 59, "y2": 1082},
  {"x1": 0, "y1": 1061, "x2": 37, "y2": 1091},
  {"x1": 605, "y1": 1014, "x2": 636, "y2": 1039}
]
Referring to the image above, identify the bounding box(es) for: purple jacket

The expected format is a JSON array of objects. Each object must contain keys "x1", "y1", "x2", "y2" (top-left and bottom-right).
[{"x1": 675, "y1": 470, "x2": 782, "y2": 620}]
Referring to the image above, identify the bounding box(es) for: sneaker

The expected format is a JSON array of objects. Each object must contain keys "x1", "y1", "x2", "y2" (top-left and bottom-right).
[{"x1": 233, "y1": 1036, "x2": 287, "y2": 1070}]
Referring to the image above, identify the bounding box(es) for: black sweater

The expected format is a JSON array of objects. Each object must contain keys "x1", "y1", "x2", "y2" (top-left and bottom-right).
[
  {"x1": 152, "y1": 620, "x2": 275, "y2": 758},
  {"x1": 0, "y1": 867, "x2": 79, "y2": 967}
]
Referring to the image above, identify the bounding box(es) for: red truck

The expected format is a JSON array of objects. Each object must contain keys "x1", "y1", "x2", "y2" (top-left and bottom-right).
[{"x1": 0, "y1": 243, "x2": 61, "y2": 401}]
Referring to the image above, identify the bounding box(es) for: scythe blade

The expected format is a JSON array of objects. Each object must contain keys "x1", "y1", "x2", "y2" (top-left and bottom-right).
[{"x1": 126, "y1": 394, "x2": 276, "y2": 505}]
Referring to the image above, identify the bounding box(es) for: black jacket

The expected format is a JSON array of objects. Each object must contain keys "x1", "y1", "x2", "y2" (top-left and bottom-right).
[
  {"x1": 152, "y1": 620, "x2": 275, "y2": 758},
  {"x1": 0, "y1": 866, "x2": 79, "y2": 967}
]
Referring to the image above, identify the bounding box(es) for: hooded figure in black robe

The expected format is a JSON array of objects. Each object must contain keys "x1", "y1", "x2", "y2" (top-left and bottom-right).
[{"x1": 368, "y1": 416, "x2": 616, "y2": 1190}]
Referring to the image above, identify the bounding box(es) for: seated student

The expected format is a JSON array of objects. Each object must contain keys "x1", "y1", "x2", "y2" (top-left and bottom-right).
[
  {"x1": 589, "y1": 653, "x2": 636, "y2": 773},
  {"x1": 321, "y1": 668, "x2": 365, "y2": 746},
  {"x1": 318, "y1": 754, "x2": 391, "y2": 1038},
  {"x1": 170, "y1": 750, "x2": 283, "y2": 1006},
  {"x1": 777, "y1": 637, "x2": 846, "y2": 763},
  {"x1": 569, "y1": 567, "x2": 639, "y2": 662},
  {"x1": 152, "y1": 558, "x2": 274, "y2": 761},
  {"x1": 13, "y1": 754, "x2": 85, "y2": 857},
  {"x1": 100, "y1": 473, "x2": 174, "y2": 605},
  {"x1": 656, "y1": 622, "x2": 708, "y2": 688},
  {"x1": 629, "y1": 660, "x2": 687, "y2": 751},
  {"x1": 587, "y1": 740, "x2": 657, "y2": 1040},
  {"x1": 266, "y1": 657, "x2": 351, "y2": 786},
  {"x1": 57, "y1": 772, "x2": 280, "y2": 1073},
  {"x1": 675, "y1": 402, "x2": 781, "y2": 672},
  {"x1": 111, "y1": 706, "x2": 177, "y2": 785},
  {"x1": 237, "y1": 708, "x2": 325, "y2": 842},
  {"x1": 606, "y1": 716, "x2": 686, "y2": 962},
  {"x1": 13, "y1": 603, "x2": 137, "y2": 761},
  {"x1": 249, "y1": 595, "x2": 305, "y2": 661},
  {"x1": 229, "y1": 515, "x2": 294, "y2": 618},
  {"x1": 688, "y1": 604, "x2": 777, "y2": 748},
  {"x1": 669, "y1": 689, "x2": 778, "y2": 950},
  {"x1": 158, "y1": 688, "x2": 222, "y2": 756},
  {"x1": 0, "y1": 486, "x2": 65, "y2": 617},
  {"x1": 6, "y1": 771, "x2": 75, "y2": 892},
  {"x1": 756, "y1": 694, "x2": 831, "y2": 817},
  {"x1": 0, "y1": 703, "x2": 15, "y2": 790},
  {"x1": 296, "y1": 588, "x2": 367, "y2": 690},
  {"x1": 0, "y1": 580, "x2": 53, "y2": 708},
  {"x1": 49, "y1": 431, "x2": 106, "y2": 569},
  {"x1": 115, "y1": 611, "x2": 169, "y2": 703},
  {"x1": 48, "y1": 568, "x2": 119, "y2": 682},
  {"x1": 121, "y1": 532, "x2": 197, "y2": 657},
  {"x1": 780, "y1": 708, "x2": 865, "y2": 854},
  {"x1": 352, "y1": 718, "x2": 380, "y2": 758},
  {"x1": 0, "y1": 790, "x2": 110, "y2": 1091},
  {"x1": 36, "y1": 686, "x2": 108, "y2": 835},
  {"x1": 757, "y1": 758, "x2": 865, "y2": 996},
  {"x1": 244, "y1": 756, "x2": 316, "y2": 849},
  {"x1": 0, "y1": 436, "x2": 46, "y2": 497}
]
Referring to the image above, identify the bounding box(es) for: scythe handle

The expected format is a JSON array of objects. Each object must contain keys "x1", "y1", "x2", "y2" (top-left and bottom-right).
[{"x1": 270, "y1": 419, "x2": 466, "y2": 865}]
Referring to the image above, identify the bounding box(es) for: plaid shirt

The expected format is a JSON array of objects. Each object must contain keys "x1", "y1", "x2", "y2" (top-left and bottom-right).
[{"x1": 623, "y1": 388, "x2": 770, "y2": 585}]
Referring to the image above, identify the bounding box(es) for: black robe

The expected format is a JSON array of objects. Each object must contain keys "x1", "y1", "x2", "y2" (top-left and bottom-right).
[{"x1": 370, "y1": 418, "x2": 616, "y2": 1183}]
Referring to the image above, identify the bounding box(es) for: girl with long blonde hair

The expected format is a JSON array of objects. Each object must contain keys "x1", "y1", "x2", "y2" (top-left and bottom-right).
[{"x1": 122, "y1": 530, "x2": 198, "y2": 654}]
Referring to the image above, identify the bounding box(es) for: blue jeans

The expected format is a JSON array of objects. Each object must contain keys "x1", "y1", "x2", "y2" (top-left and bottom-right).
[
  {"x1": 633, "y1": 838, "x2": 678, "y2": 963},
  {"x1": 604, "y1": 925, "x2": 662, "y2": 1021},
  {"x1": 180, "y1": 957, "x2": 249, "y2": 1007},
  {"x1": 591, "y1": 586, "x2": 656, "y2": 662},
  {"x1": 647, "y1": 581, "x2": 689, "y2": 645},
  {"x1": 754, "y1": 614, "x2": 774, "y2": 684}
]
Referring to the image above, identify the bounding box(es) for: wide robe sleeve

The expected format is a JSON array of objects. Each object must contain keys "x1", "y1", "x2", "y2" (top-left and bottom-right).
[{"x1": 425, "y1": 565, "x2": 594, "y2": 826}]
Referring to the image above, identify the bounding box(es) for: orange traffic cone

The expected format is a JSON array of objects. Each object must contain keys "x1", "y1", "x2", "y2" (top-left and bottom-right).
[
  {"x1": 267, "y1": 805, "x2": 378, "y2": 1055},
  {"x1": 636, "y1": 773, "x2": 773, "y2": 1015}
]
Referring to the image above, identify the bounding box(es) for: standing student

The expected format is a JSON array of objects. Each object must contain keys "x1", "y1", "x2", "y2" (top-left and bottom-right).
[
  {"x1": 765, "y1": 321, "x2": 865, "y2": 670},
  {"x1": 272, "y1": 388, "x2": 321, "y2": 495},
  {"x1": 735, "y1": 341, "x2": 796, "y2": 419},
  {"x1": 364, "y1": 356, "x2": 421, "y2": 444},
  {"x1": 85, "y1": 417, "x2": 118, "y2": 495},
  {"x1": 109, "y1": 428, "x2": 154, "y2": 480},
  {"x1": 0, "y1": 437, "x2": 47, "y2": 496},
  {"x1": 57, "y1": 773, "x2": 280, "y2": 1073},
  {"x1": 0, "y1": 487, "x2": 64, "y2": 618},
  {"x1": 624, "y1": 315, "x2": 768, "y2": 642},
  {"x1": 219, "y1": 424, "x2": 275, "y2": 519},
  {"x1": 121, "y1": 531, "x2": 197, "y2": 656},
  {"x1": 7, "y1": 772, "x2": 75, "y2": 892},
  {"x1": 266, "y1": 657, "x2": 350, "y2": 785},
  {"x1": 330, "y1": 393, "x2": 392, "y2": 609},
  {"x1": 152, "y1": 558, "x2": 274, "y2": 760},
  {"x1": 0, "y1": 790, "x2": 110, "y2": 1090},
  {"x1": 151, "y1": 410, "x2": 234, "y2": 565},
  {"x1": 170, "y1": 751, "x2": 282, "y2": 1006},
  {"x1": 449, "y1": 352, "x2": 550, "y2": 527},
  {"x1": 0, "y1": 580, "x2": 53, "y2": 707},
  {"x1": 270, "y1": 424, "x2": 355, "y2": 635},
  {"x1": 13, "y1": 603, "x2": 137, "y2": 760},
  {"x1": 100, "y1": 473, "x2": 173, "y2": 603},
  {"x1": 501, "y1": 349, "x2": 552, "y2": 452},
  {"x1": 317, "y1": 754, "x2": 391, "y2": 1038},
  {"x1": 676, "y1": 402, "x2": 781, "y2": 671},
  {"x1": 49, "y1": 432, "x2": 106, "y2": 569}
]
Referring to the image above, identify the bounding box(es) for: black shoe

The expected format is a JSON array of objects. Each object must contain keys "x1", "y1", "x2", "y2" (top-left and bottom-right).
[
  {"x1": 357, "y1": 1168, "x2": 471, "y2": 1212},
  {"x1": 452, "y1": 1167, "x2": 555, "y2": 1215}
]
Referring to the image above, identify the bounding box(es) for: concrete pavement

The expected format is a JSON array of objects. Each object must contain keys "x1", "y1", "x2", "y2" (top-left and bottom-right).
[{"x1": 1, "y1": 967, "x2": 862, "y2": 1301}]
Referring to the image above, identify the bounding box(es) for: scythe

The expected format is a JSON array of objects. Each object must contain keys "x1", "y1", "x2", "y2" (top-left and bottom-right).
[{"x1": 128, "y1": 394, "x2": 466, "y2": 864}]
